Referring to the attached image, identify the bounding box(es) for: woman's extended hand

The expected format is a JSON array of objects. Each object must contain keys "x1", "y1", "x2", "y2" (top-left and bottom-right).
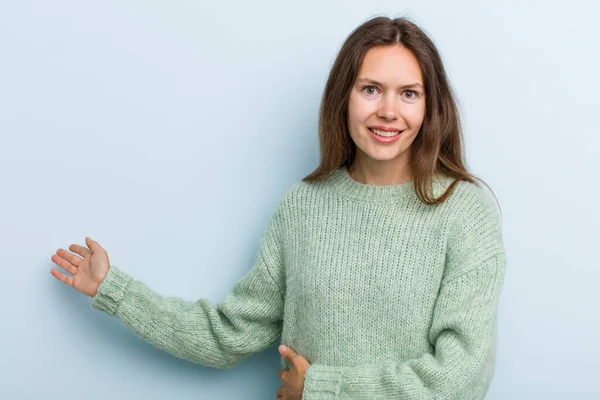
[
  {"x1": 50, "y1": 237, "x2": 110, "y2": 297},
  {"x1": 277, "y1": 345, "x2": 311, "y2": 399}
]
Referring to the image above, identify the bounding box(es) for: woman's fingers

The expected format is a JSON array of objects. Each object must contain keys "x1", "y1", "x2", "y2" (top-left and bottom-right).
[
  {"x1": 69, "y1": 244, "x2": 91, "y2": 258},
  {"x1": 50, "y1": 268, "x2": 74, "y2": 287},
  {"x1": 276, "y1": 386, "x2": 285, "y2": 399},
  {"x1": 51, "y1": 252, "x2": 78, "y2": 275},
  {"x1": 56, "y1": 249, "x2": 83, "y2": 268}
]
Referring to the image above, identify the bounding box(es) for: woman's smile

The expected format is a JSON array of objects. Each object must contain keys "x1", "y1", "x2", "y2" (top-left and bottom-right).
[{"x1": 368, "y1": 127, "x2": 403, "y2": 142}]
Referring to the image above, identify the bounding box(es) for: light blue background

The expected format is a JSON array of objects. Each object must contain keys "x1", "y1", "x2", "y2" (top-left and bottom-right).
[{"x1": 1, "y1": 0, "x2": 598, "y2": 399}]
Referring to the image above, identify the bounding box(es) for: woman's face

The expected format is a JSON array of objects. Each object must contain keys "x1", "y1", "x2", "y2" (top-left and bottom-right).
[{"x1": 347, "y1": 44, "x2": 426, "y2": 173}]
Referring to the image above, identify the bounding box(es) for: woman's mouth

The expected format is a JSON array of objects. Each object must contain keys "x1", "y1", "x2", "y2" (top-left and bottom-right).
[{"x1": 368, "y1": 127, "x2": 402, "y2": 143}]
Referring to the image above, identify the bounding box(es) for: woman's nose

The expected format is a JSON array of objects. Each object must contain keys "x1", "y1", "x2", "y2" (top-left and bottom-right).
[{"x1": 377, "y1": 96, "x2": 399, "y2": 120}]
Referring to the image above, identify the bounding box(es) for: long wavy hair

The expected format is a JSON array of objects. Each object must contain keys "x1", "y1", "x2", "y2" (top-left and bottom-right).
[{"x1": 302, "y1": 16, "x2": 499, "y2": 208}]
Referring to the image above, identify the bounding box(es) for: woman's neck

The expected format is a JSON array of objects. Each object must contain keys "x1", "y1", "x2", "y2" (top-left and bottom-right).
[{"x1": 347, "y1": 160, "x2": 413, "y2": 186}]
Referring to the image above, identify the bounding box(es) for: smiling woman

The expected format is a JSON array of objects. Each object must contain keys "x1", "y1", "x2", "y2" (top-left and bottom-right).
[
  {"x1": 303, "y1": 16, "x2": 497, "y2": 207},
  {"x1": 51, "y1": 15, "x2": 505, "y2": 400}
]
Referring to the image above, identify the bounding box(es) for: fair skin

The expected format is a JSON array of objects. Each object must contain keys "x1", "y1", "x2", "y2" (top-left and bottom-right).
[
  {"x1": 276, "y1": 345, "x2": 311, "y2": 399},
  {"x1": 50, "y1": 237, "x2": 109, "y2": 297},
  {"x1": 49, "y1": 43, "x2": 427, "y2": 400},
  {"x1": 347, "y1": 44, "x2": 426, "y2": 185}
]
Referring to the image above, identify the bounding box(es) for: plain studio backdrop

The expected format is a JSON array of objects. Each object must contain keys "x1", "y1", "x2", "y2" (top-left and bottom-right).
[{"x1": 1, "y1": 0, "x2": 598, "y2": 399}]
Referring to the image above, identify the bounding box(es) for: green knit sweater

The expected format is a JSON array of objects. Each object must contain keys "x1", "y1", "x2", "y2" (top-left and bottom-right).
[{"x1": 91, "y1": 166, "x2": 506, "y2": 399}]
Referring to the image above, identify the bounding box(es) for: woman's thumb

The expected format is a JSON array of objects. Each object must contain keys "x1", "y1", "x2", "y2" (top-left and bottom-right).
[{"x1": 85, "y1": 236, "x2": 99, "y2": 252}]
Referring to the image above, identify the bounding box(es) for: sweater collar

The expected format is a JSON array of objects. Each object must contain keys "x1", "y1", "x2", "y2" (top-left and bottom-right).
[{"x1": 328, "y1": 165, "x2": 416, "y2": 202}]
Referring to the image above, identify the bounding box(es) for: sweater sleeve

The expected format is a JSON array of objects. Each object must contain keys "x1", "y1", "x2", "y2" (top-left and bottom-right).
[
  {"x1": 302, "y1": 186, "x2": 506, "y2": 400},
  {"x1": 90, "y1": 202, "x2": 286, "y2": 369}
]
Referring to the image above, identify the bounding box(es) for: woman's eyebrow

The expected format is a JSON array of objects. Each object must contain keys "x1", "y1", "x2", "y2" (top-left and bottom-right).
[{"x1": 356, "y1": 78, "x2": 424, "y2": 90}]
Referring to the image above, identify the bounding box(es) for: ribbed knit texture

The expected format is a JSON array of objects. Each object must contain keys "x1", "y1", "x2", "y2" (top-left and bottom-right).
[{"x1": 92, "y1": 165, "x2": 506, "y2": 399}]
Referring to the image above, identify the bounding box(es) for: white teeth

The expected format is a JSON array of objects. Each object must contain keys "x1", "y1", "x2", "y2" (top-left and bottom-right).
[{"x1": 371, "y1": 128, "x2": 400, "y2": 137}]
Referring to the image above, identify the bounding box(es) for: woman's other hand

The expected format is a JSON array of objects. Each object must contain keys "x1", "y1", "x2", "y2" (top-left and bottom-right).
[
  {"x1": 277, "y1": 345, "x2": 310, "y2": 399},
  {"x1": 276, "y1": 385, "x2": 301, "y2": 400},
  {"x1": 50, "y1": 237, "x2": 110, "y2": 297}
]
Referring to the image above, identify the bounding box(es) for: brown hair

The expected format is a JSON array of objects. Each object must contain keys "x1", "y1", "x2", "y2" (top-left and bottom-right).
[{"x1": 302, "y1": 16, "x2": 499, "y2": 209}]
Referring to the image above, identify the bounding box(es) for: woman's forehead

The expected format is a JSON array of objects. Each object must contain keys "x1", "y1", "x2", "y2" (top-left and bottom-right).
[{"x1": 357, "y1": 45, "x2": 423, "y2": 86}]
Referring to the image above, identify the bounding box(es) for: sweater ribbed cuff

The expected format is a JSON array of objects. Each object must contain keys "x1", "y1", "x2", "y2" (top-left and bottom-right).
[
  {"x1": 302, "y1": 364, "x2": 345, "y2": 399},
  {"x1": 91, "y1": 265, "x2": 132, "y2": 316}
]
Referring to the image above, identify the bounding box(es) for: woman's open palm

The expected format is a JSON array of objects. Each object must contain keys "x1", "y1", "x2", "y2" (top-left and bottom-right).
[{"x1": 50, "y1": 237, "x2": 110, "y2": 297}]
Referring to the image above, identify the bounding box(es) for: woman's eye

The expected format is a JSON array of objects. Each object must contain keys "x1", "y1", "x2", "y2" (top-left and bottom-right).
[
  {"x1": 362, "y1": 85, "x2": 378, "y2": 95},
  {"x1": 403, "y1": 90, "x2": 420, "y2": 99}
]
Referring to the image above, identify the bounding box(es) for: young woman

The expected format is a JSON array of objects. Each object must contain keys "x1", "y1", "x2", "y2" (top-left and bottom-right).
[{"x1": 51, "y1": 16, "x2": 506, "y2": 400}]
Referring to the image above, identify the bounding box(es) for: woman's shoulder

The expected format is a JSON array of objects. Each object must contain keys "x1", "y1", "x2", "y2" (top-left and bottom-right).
[
  {"x1": 435, "y1": 174, "x2": 499, "y2": 214},
  {"x1": 275, "y1": 175, "x2": 331, "y2": 208},
  {"x1": 269, "y1": 179, "x2": 314, "y2": 216},
  {"x1": 440, "y1": 177, "x2": 503, "y2": 253}
]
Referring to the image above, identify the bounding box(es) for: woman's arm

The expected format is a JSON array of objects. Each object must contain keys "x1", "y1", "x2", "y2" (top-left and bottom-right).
[
  {"x1": 302, "y1": 253, "x2": 505, "y2": 400},
  {"x1": 91, "y1": 204, "x2": 286, "y2": 369}
]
